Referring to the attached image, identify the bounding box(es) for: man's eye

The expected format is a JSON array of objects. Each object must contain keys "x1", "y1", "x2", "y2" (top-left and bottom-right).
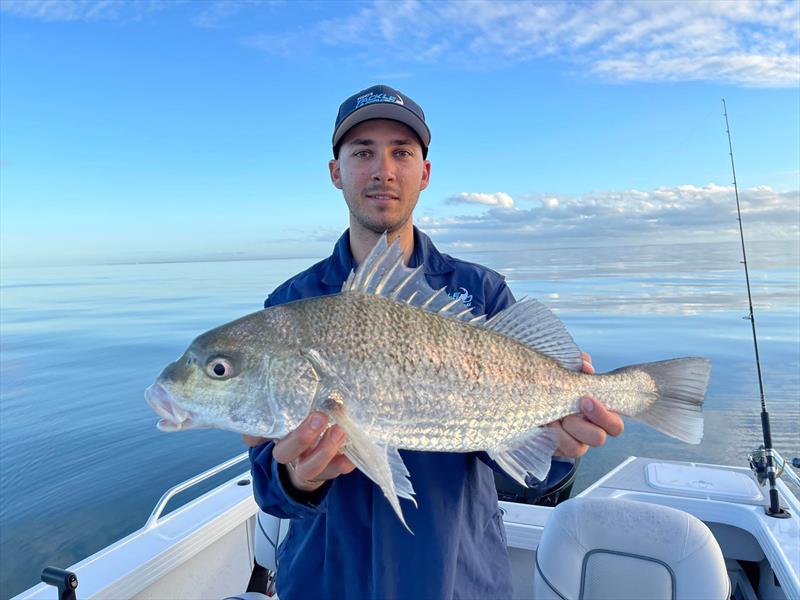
[
  {"x1": 354, "y1": 150, "x2": 371, "y2": 158},
  {"x1": 395, "y1": 150, "x2": 412, "y2": 158}
]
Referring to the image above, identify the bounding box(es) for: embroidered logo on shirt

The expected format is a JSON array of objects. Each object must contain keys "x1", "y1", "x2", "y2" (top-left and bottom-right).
[{"x1": 448, "y1": 287, "x2": 473, "y2": 307}]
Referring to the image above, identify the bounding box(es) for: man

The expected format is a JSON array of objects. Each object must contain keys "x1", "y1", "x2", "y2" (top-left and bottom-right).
[{"x1": 244, "y1": 85, "x2": 623, "y2": 599}]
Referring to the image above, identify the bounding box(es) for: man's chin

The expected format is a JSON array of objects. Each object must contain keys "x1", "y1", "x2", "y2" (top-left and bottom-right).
[{"x1": 354, "y1": 214, "x2": 413, "y2": 236}]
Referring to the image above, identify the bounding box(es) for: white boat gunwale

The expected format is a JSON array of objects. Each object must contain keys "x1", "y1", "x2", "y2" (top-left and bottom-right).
[{"x1": 12, "y1": 455, "x2": 800, "y2": 600}]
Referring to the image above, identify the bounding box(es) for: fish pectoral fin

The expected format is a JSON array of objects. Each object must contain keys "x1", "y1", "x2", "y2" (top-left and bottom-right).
[
  {"x1": 487, "y1": 427, "x2": 560, "y2": 486},
  {"x1": 328, "y1": 404, "x2": 416, "y2": 533}
]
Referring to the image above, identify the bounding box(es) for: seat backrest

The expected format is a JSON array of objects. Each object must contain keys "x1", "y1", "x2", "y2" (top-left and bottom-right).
[
  {"x1": 533, "y1": 497, "x2": 730, "y2": 600},
  {"x1": 254, "y1": 511, "x2": 290, "y2": 572}
]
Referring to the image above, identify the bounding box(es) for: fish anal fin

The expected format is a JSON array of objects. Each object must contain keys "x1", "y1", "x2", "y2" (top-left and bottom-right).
[{"x1": 488, "y1": 427, "x2": 560, "y2": 486}]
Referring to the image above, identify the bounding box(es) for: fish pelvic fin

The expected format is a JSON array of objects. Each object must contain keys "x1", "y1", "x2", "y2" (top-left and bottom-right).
[
  {"x1": 487, "y1": 426, "x2": 560, "y2": 486},
  {"x1": 619, "y1": 357, "x2": 710, "y2": 444},
  {"x1": 332, "y1": 406, "x2": 416, "y2": 533},
  {"x1": 303, "y1": 348, "x2": 416, "y2": 533}
]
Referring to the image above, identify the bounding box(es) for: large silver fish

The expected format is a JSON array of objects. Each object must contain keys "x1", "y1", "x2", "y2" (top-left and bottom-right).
[{"x1": 146, "y1": 235, "x2": 710, "y2": 529}]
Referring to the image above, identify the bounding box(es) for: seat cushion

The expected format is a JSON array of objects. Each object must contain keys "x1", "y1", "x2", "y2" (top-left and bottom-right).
[{"x1": 534, "y1": 497, "x2": 729, "y2": 600}]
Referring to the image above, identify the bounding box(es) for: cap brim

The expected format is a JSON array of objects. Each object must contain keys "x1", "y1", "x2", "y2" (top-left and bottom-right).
[{"x1": 332, "y1": 103, "x2": 431, "y2": 149}]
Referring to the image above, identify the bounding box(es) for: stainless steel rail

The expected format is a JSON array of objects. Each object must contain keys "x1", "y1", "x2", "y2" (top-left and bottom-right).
[{"x1": 145, "y1": 451, "x2": 250, "y2": 530}]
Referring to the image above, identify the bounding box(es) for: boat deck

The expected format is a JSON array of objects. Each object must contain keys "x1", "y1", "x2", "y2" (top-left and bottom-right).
[{"x1": 13, "y1": 456, "x2": 800, "y2": 600}]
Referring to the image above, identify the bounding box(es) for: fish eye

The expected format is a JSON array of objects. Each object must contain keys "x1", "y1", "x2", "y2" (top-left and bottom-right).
[{"x1": 205, "y1": 357, "x2": 234, "y2": 379}]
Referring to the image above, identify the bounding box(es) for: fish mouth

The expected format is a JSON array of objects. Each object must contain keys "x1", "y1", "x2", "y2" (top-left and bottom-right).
[{"x1": 145, "y1": 382, "x2": 195, "y2": 432}]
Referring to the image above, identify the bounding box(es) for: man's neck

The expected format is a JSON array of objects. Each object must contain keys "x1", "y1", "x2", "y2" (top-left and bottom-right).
[{"x1": 349, "y1": 221, "x2": 414, "y2": 265}]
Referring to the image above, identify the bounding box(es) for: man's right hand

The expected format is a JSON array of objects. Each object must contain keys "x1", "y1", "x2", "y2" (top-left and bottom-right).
[{"x1": 243, "y1": 412, "x2": 356, "y2": 494}]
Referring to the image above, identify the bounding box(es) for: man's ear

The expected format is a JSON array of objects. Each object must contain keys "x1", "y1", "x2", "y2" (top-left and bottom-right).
[
  {"x1": 329, "y1": 159, "x2": 343, "y2": 189},
  {"x1": 419, "y1": 159, "x2": 431, "y2": 191}
]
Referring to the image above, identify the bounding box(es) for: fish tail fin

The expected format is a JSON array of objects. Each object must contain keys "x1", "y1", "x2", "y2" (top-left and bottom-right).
[{"x1": 623, "y1": 357, "x2": 710, "y2": 444}]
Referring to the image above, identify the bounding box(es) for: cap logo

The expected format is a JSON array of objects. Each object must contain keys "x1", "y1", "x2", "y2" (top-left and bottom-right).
[{"x1": 355, "y1": 92, "x2": 404, "y2": 110}]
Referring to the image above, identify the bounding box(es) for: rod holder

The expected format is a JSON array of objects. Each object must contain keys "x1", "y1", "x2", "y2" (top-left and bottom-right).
[{"x1": 41, "y1": 566, "x2": 78, "y2": 600}]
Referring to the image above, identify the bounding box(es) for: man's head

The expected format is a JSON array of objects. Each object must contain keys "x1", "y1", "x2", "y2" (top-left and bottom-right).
[
  {"x1": 330, "y1": 86, "x2": 431, "y2": 237},
  {"x1": 332, "y1": 85, "x2": 431, "y2": 159}
]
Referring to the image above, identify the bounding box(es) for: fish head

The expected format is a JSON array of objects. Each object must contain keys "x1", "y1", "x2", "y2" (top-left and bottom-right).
[{"x1": 145, "y1": 312, "x2": 316, "y2": 437}]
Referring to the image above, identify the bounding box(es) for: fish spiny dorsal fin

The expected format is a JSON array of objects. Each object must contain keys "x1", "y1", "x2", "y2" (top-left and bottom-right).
[
  {"x1": 342, "y1": 232, "x2": 479, "y2": 323},
  {"x1": 484, "y1": 298, "x2": 583, "y2": 371},
  {"x1": 342, "y1": 235, "x2": 583, "y2": 369}
]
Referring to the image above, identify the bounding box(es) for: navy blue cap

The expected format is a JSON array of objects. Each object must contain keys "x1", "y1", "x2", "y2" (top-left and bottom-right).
[{"x1": 332, "y1": 85, "x2": 431, "y2": 157}]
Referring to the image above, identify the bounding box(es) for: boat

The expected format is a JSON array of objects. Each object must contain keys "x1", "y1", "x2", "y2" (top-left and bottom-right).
[{"x1": 12, "y1": 449, "x2": 800, "y2": 599}]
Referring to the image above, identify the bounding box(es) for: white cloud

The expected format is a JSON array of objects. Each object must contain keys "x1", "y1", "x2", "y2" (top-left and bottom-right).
[
  {"x1": 192, "y1": 0, "x2": 285, "y2": 29},
  {"x1": 447, "y1": 192, "x2": 515, "y2": 209},
  {"x1": 424, "y1": 184, "x2": 799, "y2": 247},
  {"x1": 248, "y1": 0, "x2": 800, "y2": 87},
  {"x1": 0, "y1": 0, "x2": 171, "y2": 22},
  {"x1": 7, "y1": 0, "x2": 796, "y2": 86}
]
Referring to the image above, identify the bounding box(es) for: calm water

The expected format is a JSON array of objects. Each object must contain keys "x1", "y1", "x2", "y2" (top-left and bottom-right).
[{"x1": 1, "y1": 240, "x2": 798, "y2": 597}]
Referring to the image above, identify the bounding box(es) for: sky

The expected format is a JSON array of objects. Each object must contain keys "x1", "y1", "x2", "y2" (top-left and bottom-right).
[{"x1": 0, "y1": 0, "x2": 798, "y2": 267}]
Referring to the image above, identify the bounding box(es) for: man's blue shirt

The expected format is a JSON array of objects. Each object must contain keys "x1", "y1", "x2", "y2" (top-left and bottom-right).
[{"x1": 249, "y1": 227, "x2": 516, "y2": 599}]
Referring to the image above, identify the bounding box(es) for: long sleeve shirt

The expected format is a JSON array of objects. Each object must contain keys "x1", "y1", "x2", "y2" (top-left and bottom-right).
[{"x1": 249, "y1": 227, "x2": 516, "y2": 600}]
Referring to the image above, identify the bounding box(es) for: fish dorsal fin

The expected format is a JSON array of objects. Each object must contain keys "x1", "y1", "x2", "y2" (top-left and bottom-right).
[
  {"x1": 485, "y1": 298, "x2": 583, "y2": 371},
  {"x1": 342, "y1": 233, "x2": 481, "y2": 323},
  {"x1": 344, "y1": 235, "x2": 581, "y2": 369}
]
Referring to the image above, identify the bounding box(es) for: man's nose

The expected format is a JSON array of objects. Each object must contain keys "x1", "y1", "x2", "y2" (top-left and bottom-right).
[{"x1": 371, "y1": 152, "x2": 396, "y2": 182}]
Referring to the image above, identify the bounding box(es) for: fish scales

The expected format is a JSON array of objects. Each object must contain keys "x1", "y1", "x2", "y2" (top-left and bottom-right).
[
  {"x1": 282, "y1": 292, "x2": 652, "y2": 452},
  {"x1": 146, "y1": 233, "x2": 710, "y2": 529}
]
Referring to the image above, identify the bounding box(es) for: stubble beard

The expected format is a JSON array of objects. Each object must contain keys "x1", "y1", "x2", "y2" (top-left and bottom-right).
[{"x1": 347, "y1": 194, "x2": 418, "y2": 236}]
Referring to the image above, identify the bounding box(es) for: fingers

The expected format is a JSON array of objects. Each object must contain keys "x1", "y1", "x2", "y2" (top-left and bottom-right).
[
  {"x1": 549, "y1": 420, "x2": 589, "y2": 458},
  {"x1": 580, "y1": 396, "x2": 624, "y2": 437},
  {"x1": 291, "y1": 425, "x2": 347, "y2": 482},
  {"x1": 560, "y1": 413, "x2": 606, "y2": 450},
  {"x1": 580, "y1": 351, "x2": 595, "y2": 374},
  {"x1": 272, "y1": 412, "x2": 355, "y2": 493},
  {"x1": 550, "y1": 394, "x2": 624, "y2": 458},
  {"x1": 272, "y1": 412, "x2": 329, "y2": 464},
  {"x1": 315, "y1": 452, "x2": 357, "y2": 480}
]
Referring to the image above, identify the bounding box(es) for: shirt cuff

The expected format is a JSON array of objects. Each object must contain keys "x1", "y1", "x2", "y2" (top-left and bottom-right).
[{"x1": 264, "y1": 444, "x2": 332, "y2": 517}]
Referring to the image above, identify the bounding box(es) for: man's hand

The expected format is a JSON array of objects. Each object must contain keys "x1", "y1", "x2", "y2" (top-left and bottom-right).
[
  {"x1": 550, "y1": 352, "x2": 624, "y2": 458},
  {"x1": 243, "y1": 412, "x2": 356, "y2": 493}
]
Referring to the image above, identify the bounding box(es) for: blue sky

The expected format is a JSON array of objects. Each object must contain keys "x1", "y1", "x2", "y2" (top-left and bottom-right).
[{"x1": 1, "y1": 0, "x2": 798, "y2": 267}]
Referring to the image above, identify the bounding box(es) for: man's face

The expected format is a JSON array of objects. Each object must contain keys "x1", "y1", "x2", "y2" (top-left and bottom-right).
[{"x1": 329, "y1": 119, "x2": 431, "y2": 235}]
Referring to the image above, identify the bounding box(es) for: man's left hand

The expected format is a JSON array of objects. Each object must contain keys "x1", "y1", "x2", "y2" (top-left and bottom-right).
[{"x1": 550, "y1": 352, "x2": 624, "y2": 458}]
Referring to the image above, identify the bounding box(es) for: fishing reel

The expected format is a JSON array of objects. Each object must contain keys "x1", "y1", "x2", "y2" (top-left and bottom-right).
[{"x1": 748, "y1": 445, "x2": 800, "y2": 488}]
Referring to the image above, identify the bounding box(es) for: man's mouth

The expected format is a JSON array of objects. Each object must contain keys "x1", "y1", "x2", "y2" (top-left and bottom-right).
[
  {"x1": 145, "y1": 382, "x2": 194, "y2": 431},
  {"x1": 366, "y1": 192, "x2": 400, "y2": 201}
]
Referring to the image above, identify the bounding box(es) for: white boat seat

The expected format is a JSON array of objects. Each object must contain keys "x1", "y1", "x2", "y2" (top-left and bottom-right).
[
  {"x1": 254, "y1": 510, "x2": 290, "y2": 572},
  {"x1": 533, "y1": 497, "x2": 730, "y2": 600},
  {"x1": 224, "y1": 512, "x2": 290, "y2": 600}
]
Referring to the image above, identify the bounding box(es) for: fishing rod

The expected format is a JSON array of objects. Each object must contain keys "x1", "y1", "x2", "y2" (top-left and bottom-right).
[{"x1": 722, "y1": 98, "x2": 791, "y2": 518}]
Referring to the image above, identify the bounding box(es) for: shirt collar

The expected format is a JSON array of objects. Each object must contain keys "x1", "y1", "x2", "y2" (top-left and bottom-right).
[{"x1": 320, "y1": 226, "x2": 455, "y2": 287}]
